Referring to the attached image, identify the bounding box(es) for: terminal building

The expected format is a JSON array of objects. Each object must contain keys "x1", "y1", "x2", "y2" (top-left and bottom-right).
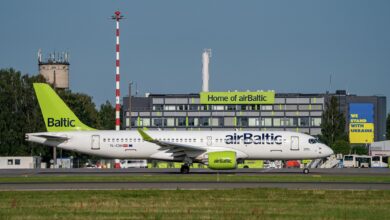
[
  {"x1": 122, "y1": 49, "x2": 386, "y2": 144},
  {"x1": 122, "y1": 89, "x2": 386, "y2": 144}
]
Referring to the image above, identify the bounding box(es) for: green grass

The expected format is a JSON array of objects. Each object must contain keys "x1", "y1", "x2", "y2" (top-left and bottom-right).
[
  {"x1": 0, "y1": 189, "x2": 389, "y2": 219},
  {"x1": 1, "y1": 174, "x2": 390, "y2": 183}
]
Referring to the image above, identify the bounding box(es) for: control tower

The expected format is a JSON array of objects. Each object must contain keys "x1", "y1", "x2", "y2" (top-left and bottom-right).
[{"x1": 38, "y1": 49, "x2": 69, "y2": 89}]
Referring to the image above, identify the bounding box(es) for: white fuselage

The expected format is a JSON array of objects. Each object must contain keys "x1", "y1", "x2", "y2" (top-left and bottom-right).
[{"x1": 26, "y1": 130, "x2": 333, "y2": 162}]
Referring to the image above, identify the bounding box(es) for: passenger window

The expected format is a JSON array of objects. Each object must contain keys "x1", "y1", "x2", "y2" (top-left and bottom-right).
[
  {"x1": 15, "y1": 159, "x2": 20, "y2": 165},
  {"x1": 103, "y1": 138, "x2": 106, "y2": 142},
  {"x1": 7, "y1": 159, "x2": 13, "y2": 165},
  {"x1": 108, "y1": 138, "x2": 111, "y2": 142}
]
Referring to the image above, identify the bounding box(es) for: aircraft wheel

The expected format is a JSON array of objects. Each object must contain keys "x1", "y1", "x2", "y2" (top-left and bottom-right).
[
  {"x1": 180, "y1": 165, "x2": 190, "y2": 174},
  {"x1": 303, "y1": 168, "x2": 310, "y2": 174}
]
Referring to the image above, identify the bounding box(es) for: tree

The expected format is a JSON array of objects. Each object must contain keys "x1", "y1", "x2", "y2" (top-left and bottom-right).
[
  {"x1": 0, "y1": 68, "x2": 49, "y2": 158},
  {"x1": 332, "y1": 140, "x2": 350, "y2": 155},
  {"x1": 98, "y1": 101, "x2": 115, "y2": 130},
  {"x1": 320, "y1": 96, "x2": 347, "y2": 147},
  {"x1": 351, "y1": 145, "x2": 368, "y2": 155}
]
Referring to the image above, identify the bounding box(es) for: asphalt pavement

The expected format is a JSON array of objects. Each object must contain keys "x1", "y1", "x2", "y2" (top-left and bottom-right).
[
  {"x1": 1, "y1": 168, "x2": 389, "y2": 190},
  {"x1": 1, "y1": 168, "x2": 390, "y2": 176}
]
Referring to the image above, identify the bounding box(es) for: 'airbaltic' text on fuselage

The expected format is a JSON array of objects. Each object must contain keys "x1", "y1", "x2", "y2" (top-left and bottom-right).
[{"x1": 225, "y1": 133, "x2": 282, "y2": 145}]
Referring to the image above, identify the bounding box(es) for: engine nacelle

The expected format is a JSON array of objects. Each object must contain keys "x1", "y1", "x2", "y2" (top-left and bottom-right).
[{"x1": 207, "y1": 151, "x2": 237, "y2": 170}]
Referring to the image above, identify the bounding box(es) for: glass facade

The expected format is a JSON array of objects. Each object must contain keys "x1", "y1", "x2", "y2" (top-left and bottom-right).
[{"x1": 123, "y1": 94, "x2": 329, "y2": 135}]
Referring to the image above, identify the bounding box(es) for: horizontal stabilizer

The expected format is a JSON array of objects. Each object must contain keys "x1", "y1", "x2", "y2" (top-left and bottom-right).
[{"x1": 34, "y1": 134, "x2": 69, "y2": 142}]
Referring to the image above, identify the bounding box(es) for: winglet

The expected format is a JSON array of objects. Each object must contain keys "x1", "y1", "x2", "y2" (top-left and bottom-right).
[{"x1": 138, "y1": 128, "x2": 154, "y2": 142}]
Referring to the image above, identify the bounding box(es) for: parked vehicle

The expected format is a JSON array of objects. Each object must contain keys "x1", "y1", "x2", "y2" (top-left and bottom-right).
[
  {"x1": 285, "y1": 160, "x2": 300, "y2": 168},
  {"x1": 343, "y1": 155, "x2": 371, "y2": 168},
  {"x1": 263, "y1": 160, "x2": 283, "y2": 169},
  {"x1": 120, "y1": 160, "x2": 148, "y2": 168},
  {"x1": 371, "y1": 156, "x2": 388, "y2": 168},
  {"x1": 238, "y1": 160, "x2": 264, "y2": 169}
]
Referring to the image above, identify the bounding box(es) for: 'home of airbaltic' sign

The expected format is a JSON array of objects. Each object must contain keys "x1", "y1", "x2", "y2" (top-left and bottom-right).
[{"x1": 200, "y1": 92, "x2": 275, "y2": 104}]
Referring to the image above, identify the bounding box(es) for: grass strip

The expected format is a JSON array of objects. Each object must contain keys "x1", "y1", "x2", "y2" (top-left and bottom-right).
[{"x1": 0, "y1": 189, "x2": 389, "y2": 219}]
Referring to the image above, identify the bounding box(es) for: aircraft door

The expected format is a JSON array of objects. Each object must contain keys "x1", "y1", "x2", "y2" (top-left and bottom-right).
[
  {"x1": 207, "y1": 136, "x2": 212, "y2": 146},
  {"x1": 91, "y1": 135, "x2": 100, "y2": 150},
  {"x1": 291, "y1": 136, "x2": 299, "y2": 151}
]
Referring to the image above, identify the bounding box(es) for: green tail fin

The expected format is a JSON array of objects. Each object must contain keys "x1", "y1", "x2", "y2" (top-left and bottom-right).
[{"x1": 33, "y1": 83, "x2": 95, "y2": 132}]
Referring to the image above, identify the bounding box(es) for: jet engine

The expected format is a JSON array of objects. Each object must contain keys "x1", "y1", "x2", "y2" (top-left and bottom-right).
[{"x1": 206, "y1": 151, "x2": 237, "y2": 170}]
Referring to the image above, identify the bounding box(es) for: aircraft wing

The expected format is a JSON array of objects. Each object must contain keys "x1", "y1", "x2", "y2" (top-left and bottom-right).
[{"x1": 138, "y1": 129, "x2": 206, "y2": 153}]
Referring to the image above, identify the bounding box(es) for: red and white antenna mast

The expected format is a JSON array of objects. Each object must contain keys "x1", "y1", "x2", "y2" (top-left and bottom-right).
[{"x1": 112, "y1": 11, "x2": 124, "y2": 131}]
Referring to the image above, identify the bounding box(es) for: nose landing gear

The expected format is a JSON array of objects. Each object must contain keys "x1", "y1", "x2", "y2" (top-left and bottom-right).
[
  {"x1": 180, "y1": 164, "x2": 190, "y2": 174},
  {"x1": 303, "y1": 168, "x2": 310, "y2": 174}
]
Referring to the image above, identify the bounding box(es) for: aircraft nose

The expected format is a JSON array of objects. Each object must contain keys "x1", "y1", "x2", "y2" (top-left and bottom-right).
[{"x1": 323, "y1": 144, "x2": 334, "y2": 156}]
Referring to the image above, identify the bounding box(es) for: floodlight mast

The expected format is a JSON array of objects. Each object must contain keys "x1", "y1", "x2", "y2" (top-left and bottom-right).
[{"x1": 112, "y1": 11, "x2": 124, "y2": 131}]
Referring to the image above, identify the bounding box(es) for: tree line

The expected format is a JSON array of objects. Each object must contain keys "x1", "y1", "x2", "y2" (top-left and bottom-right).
[{"x1": 0, "y1": 68, "x2": 115, "y2": 161}]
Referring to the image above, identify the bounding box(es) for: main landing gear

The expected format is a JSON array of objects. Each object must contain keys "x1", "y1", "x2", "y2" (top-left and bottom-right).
[
  {"x1": 180, "y1": 157, "x2": 192, "y2": 174},
  {"x1": 180, "y1": 164, "x2": 190, "y2": 174},
  {"x1": 303, "y1": 168, "x2": 310, "y2": 174}
]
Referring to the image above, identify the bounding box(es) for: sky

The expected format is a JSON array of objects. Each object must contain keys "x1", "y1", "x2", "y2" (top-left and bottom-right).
[{"x1": 0, "y1": 1, "x2": 389, "y2": 110}]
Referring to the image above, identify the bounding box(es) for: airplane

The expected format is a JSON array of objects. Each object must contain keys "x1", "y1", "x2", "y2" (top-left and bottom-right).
[{"x1": 26, "y1": 83, "x2": 334, "y2": 174}]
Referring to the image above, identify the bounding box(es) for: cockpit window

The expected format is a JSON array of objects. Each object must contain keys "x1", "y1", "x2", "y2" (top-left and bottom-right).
[{"x1": 308, "y1": 138, "x2": 317, "y2": 144}]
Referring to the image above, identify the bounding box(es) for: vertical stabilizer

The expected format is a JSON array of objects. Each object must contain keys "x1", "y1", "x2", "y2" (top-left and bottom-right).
[{"x1": 33, "y1": 83, "x2": 95, "y2": 132}]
